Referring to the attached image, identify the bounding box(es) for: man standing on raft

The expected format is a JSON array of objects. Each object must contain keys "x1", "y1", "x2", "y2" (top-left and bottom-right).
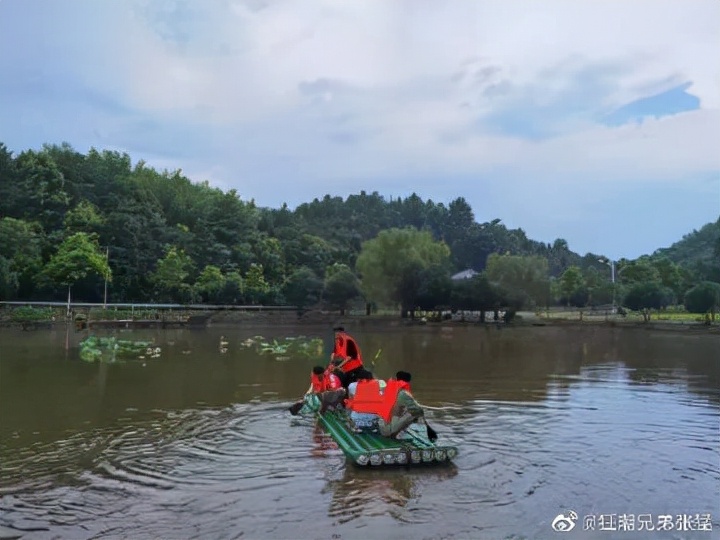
[{"x1": 328, "y1": 326, "x2": 365, "y2": 388}]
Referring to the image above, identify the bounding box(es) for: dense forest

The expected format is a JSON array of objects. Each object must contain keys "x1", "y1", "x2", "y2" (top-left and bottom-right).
[{"x1": 1, "y1": 142, "x2": 719, "y2": 317}]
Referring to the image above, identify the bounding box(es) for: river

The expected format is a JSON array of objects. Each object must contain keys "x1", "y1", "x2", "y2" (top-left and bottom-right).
[{"x1": 0, "y1": 323, "x2": 718, "y2": 539}]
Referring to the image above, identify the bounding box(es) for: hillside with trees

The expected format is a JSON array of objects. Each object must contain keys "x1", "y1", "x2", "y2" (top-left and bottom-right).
[{"x1": 1, "y1": 142, "x2": 718, "y2": 318}]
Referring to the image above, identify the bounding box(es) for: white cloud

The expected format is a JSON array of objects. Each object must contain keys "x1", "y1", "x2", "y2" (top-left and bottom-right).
[{"x1": 1, "y1": 0, "x2": 718, "y2": 258}]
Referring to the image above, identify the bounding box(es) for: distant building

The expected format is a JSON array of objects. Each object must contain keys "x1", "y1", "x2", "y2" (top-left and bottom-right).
[{"x1": 451, "y1": 269, "x2": 478, "y2": 281}]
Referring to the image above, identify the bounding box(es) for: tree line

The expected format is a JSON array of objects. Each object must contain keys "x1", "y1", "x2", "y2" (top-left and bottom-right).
[{"x1": 0, "y1": 142, "x2": 718, "y2": 318}]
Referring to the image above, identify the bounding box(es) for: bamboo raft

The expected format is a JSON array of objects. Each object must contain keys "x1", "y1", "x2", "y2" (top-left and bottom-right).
[{"x1": 317, "y1": 409, "x2": 458, "y2": 467}]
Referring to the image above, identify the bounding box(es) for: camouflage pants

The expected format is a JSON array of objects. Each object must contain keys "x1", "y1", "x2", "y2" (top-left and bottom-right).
[
  {"x1": 300, "y1": 389, "x2": 347, "y2": 415},
  {"x1": 377, "y1": 412, "x2": 418, "y2": 438}
]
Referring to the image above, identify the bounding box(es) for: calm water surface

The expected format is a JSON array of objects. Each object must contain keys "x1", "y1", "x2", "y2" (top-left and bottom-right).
[{"x1": 0, "y1": 324, "x2": 718, "y2": 540}]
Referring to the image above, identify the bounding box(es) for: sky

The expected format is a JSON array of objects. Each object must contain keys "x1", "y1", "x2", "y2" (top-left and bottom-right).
[{"x1": 0, "y1": 0, "x2": 718, "y2": 261}]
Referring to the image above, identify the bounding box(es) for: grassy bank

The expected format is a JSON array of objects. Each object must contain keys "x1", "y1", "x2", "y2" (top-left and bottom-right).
[{"x1": 1, "y1": 304, "x2": 717, "y2": 334}]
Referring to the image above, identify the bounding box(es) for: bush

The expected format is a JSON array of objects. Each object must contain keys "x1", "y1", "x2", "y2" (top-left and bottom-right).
[{"x1": 10, "y1": 306, "x2": 54, "y2": 322}]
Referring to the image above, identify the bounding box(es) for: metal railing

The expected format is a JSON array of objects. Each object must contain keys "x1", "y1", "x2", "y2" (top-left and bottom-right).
[{"x1": 0, "y1": 301, "x2": 297, "y2": 311}]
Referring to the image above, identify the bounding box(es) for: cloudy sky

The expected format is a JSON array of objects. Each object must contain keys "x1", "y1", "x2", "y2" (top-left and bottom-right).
[{"x1": 1, "y1": 0, "x2": 718, "y2": 260}]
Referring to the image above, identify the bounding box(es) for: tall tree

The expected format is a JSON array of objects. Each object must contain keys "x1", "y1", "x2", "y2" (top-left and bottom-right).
[
  {"x1": 559, "y1": 265, "x2": 586, "y2": 307},
  {"x1": 684, "y1": 282, "x2": 720, "y2": 321},
  {"x1": 0, "y1": 217, "x2": 43, "y2": 299},
  {"x1": 194, "y1": 265, "x2": 226, "y2": 303},
  {"x1": 43, "y1": 232, "x2": 111, "y2": 311},
  {"x1": 323, "y1": 264, "x2": 361, "y2": 315},
  {"x1": 356, "y1": 228, "x2": 450, "y2": 316},
  {"x1": 622, "y1": 282, "x2": 674, "y2": 321},
  {"x1": 485, "y1": 253, "x2": 550, "y2": 309},
  {"x1": 284, "y1": 266, "x2": 323, "y2": 312},
  {"x1": 151, "y1": 246, "x2": 195, "y2": 302}
]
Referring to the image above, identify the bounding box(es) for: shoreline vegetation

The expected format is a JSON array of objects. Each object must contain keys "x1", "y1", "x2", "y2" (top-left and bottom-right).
[
  {"x1": 1, "y1": 304, "x2": 717, "y2": 334},
  {"x1": 1, "y1": 144, "x2": 718, "y2": 330}
]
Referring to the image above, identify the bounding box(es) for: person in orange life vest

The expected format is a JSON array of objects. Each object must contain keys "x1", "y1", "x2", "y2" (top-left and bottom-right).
[
  {"x1": 310, "y1": 366, "x2": 342, "y2": 393},
  {"x1": 377, "y1": 371, "x2": 424, "y2": 438},
  {"x1": 288, "y1": 366, "x2": 344, "y2": 416},
  {"x1": 345, "y1": 369, "x2": 386, "y2": 431},
  {"x1": 328, "y1": 326, "x2": 364, "y2": 388}
]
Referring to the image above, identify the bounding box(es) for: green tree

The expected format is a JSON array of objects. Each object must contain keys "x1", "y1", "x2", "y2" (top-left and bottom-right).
[
  {"x1": 449, "y1": 273, "x2": 499, "y2": 320},
  {"x1": 253, "y1": 234, "x2": 286, "y2": 282},
  {"x1": 485, "y1": 253, "x2": 550, "y2": 309},
  {"x1": 619, "y1": 258, "x2": 661, "y2": 285},
  {"x1": 152, "y1": 246, "x2": 195, "y2": 302},
  {"x1": 0, "y1": 143, "x2": 20, "y2": 217},
  {"x1": 622, "y1": 282, "x2": 674, "y2": 321},
  {"x1": 15, "y1": 149, "x2": 71, "y2": 231},
  {"x1": 0, "y1": 217, "x2": 43, "y2": 299},
  {"x1": 650, "y1": 257, "x2": 683, "y2": 302},
  {"x1": 684, "y1": 281, "x2": 720, "y2": 321},
  {"x1": 323, "y1": 264, "x2": 361, "y2": 315},
  {"x1": 416, "y1": 264, "x2": 453, "y2": 312},
  {"x1": 195, "y1": 265, "x2": 226, "y2": 303},
  {"x1": 0, "y1": 257, "x2": 18, "y2": 300},
  {"x1": 244, "y1": 263, "x2": 269, "y2": 304},
  {"x1": 219, "y1": 271, "x2": 244, "y2": 304},
  {"x1": 559, "y1": 265, "x2": 586, "y2": 307},
  {"x1": 583, "y1": 266, "x2": 613, "y2": 306},
  {"x1": 284, "y1": 266, "x2": 324, "y2": 312},
  {"x1": 63, "y1": 199, "x2": 105, "y2": 235},
  {"x1": 43, "y1": 232, "x2": 111, "y2": 312},
  {"x1": 355, "y1": 227, "x2": 450, "y2": 316}
]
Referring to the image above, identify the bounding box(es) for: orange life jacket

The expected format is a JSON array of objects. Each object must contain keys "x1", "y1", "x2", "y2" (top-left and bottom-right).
[
  {"x1": 346, "y1": 379, "x2": 410, "y2": 422},
  {"x1": 310, "y1": 371, "x2": 341, "y2": 393},
  {"x1": 332, "y1": 331, "x2": 364, "y2": 373}
]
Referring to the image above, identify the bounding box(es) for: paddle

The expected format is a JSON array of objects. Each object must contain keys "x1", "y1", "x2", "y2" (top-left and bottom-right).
[
  {"x1": 370, "y1": 348, "x2": 382, "y2": 371},
  {"x1": 288, "y1": 401, "x2": 304, "y2": 416},
  {"x1": 421, "y1": 417, "x2": 439, "y2": 443}
]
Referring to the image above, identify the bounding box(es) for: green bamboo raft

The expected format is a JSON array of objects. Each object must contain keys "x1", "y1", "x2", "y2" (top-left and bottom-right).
[{"x1": 316, "y1": 409, "x2": 458, "y2": 467}]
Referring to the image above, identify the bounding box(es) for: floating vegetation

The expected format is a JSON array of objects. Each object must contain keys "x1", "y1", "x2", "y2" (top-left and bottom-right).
[
  {"x1": 239, "y1": 335, "x2": 323, "y2": 360},
  {"x1": 79, "y1": 336, "x2": 160, "y2": 363}
]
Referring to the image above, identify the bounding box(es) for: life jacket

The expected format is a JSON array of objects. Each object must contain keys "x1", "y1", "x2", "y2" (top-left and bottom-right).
[
  {"x1": 332, "y1": 331, "x2": 363, "y2": 373},
  {"x1": 346, "y1": 379, "x2": 409, "y2": 422},
  {"x1": 325, "y1": 371, "x2": 342, "y2": 390},
  {"x1": 310, "y1": 371, "x2": 342, "y2": 393}
]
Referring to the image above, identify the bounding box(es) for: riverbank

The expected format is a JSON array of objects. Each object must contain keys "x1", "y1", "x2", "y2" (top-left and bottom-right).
[{"x1": 1, "y1": 305, "x2": 718, "y2": 334}]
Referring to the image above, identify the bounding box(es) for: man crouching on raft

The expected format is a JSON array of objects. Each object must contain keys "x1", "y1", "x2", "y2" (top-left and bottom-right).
[
  {"x1": 378, "y1": 371, "x2": 424, "y2": 438},
  {"x1": 288, "y1": 365, "x2": 345, "y2": 416},
  {"x1": 345, "y1": 370, "x2": 424, "y2": 438}
]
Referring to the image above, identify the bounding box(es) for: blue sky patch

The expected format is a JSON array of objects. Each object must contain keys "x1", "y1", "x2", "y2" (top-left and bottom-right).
[{"x1": 603, "y1": 82, "x2": 700, "y2": 126}]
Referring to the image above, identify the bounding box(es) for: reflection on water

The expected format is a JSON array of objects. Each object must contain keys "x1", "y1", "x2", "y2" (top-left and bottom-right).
[{"x1": 0, "y1": 324, "x2": 718, "y2": 539}]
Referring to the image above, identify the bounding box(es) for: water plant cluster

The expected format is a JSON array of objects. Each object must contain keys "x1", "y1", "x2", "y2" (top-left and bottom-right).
[
  {"x1": 239, "y1": 335, "x2": 324, "y2": 360},
  {"x1": 79, "y1": 335, "x2": 160, "y2": 363}
]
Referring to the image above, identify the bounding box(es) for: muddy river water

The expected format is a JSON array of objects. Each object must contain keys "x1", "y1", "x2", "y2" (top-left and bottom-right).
[{"x1": 0, "y1": 323, "x2": 718, "y2": 539}]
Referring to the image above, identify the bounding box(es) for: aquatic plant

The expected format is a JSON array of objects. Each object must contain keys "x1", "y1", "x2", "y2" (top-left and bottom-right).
[
  {"x1": 79, "y1": 336, "x2": 159, "y2": 363},
  {"x1": 239, "y1": 335, "x2": 323, "y2": 359}
]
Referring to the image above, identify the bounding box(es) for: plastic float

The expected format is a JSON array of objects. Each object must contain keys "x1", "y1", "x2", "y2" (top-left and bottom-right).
[{"x1": 316, "y1": 408, "x2": 458, "y2": 467}]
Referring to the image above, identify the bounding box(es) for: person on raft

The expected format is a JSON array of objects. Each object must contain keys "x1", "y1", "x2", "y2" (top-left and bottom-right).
[
  {"x1": 288, "y1": 366, "x2": 345, "y2": 416},
  {"x1": 346, "y1": 369, "x2": 384, "y2": 431},
  {"x1": 346, "y1": 370, "x2": 425, "y2": 438},
  {"x1": 328, "y1": 326, "x2": 365, "y2": 388}
]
